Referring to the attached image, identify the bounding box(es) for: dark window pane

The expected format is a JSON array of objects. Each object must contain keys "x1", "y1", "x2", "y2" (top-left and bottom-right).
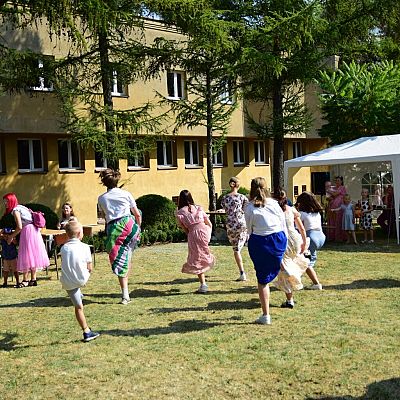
[
  {"x1": 157, "y1": 141, "x2": 164, "y2": 165},
  {"x1": 167, "y1": 73, "x2": 175, "y2": 97},
  {"x1": 32, "y1": 140, "x2": 42, "y2": 169},
  {"x1": 95, "y1": 151, "x2": 105, "y2": 168},
  {"x1": 58, "y1": 141, "x2": 69, "y2": 168},
  {"x1": 184, "y1": 142, "x2": 190, "y2": 164},
  {"x1": 17, "y1": 140, "x2": 30, "y2": 169},
  {"x1": 70, "y1": 142, "x2": 80, "y2": 167},
  {"x1": 216, "y1": 150, "x2": 222, "y2": 165},
  {"x1": 176, "y1": 73, "x2": 182, "y2": 98},
  {"x1": 165, "y1": 142, "x2": 172, "y2": 165},
  {"x1": 192, "y1": 141, "x2": 198, "y2": 164}
]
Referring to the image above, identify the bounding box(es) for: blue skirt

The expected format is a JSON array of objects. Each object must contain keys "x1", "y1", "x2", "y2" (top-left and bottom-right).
[{"x1": 248, "y1": 231, "x2": 287, "y2": 284}]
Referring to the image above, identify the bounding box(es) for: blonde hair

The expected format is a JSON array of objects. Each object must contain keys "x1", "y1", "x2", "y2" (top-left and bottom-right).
[
  {"x1": 249, "y1": 177, "x2": 270, "y2": 207},
  {"x1": 65, "y1": 221, "x2": 82, "y2": 239}
]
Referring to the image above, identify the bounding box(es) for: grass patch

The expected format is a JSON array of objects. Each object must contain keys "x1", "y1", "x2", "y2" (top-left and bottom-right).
[{"x1": 0, "y1": 240, "x2": 399, "y2": 399}]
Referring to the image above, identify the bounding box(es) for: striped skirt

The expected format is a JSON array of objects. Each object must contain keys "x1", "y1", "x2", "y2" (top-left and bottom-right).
[{"x1": 106, "y1": 215, "x2": 140, "y2": 277}]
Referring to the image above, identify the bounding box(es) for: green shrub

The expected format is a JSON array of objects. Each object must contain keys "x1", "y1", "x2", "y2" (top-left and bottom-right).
[
  {"x1": 136, "y1": 194, "x2": 186, "y2": 245},
  {"x1": 0, "y1": 203, "x2": 59, "y2": 229},
  {"x1": 82, "y1": 230, "x2": 107, "y2": 253}
]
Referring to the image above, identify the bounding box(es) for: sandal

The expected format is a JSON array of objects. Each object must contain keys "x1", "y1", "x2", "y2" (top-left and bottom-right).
[
  {"x1": 28, "y1": 280, "x2": 38, "y2": 286},
  {"x1": 1, "y1": 283, "x2": 8, "y2": 288},
  {"x1": 14, "y1": 282, "x2": 26, "y2": 288},
  {"x1": 20, "y1": 280, "x2": 29, "y2": 287}
]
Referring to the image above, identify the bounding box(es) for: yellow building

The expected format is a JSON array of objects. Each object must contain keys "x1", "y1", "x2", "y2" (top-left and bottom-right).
[{"x1": 0, "y1": 19, "x2": 328, "y2": 224}]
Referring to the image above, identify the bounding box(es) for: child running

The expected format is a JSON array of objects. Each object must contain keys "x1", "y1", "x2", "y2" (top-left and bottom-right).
[
  {"x1": 60, "y1": 221, "x2": 99, "y2": 342},
  {"x1": 245, "y1": 178, "x2": 287, "y2": 325},
  {"x1": 176, "y1": 190, "x2": 215, "y2": 294},
  {"x1": 0, "y1": 228, "x2": 20, "y2": 288},
  {"x1": 295, "y1": 192, "x2": 325, "y2": 290},
  {"x1": 360, "y1": 189, "x2": 374, "y2": 244}
]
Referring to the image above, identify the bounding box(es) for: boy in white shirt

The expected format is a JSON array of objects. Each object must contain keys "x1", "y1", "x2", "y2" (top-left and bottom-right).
[{"x1": 60, "y1": 221, "x2": 100, "y2": 342}]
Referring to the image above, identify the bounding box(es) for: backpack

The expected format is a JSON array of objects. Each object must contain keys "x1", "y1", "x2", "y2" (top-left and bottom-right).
[{"x1": 30, "y1": 210, "x2": 46, "y2": 228}]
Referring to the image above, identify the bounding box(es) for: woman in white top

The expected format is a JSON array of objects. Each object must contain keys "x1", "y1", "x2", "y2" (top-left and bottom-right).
[
  {"x1": 295, "y1": 191, "x2": 325, "y2": 290},
  {"x1": 245, "y1": 177, "x2": 287, "y2": 325},
  {"x1": 98, "y1": 169, "x2": 141, "y2": 305}
]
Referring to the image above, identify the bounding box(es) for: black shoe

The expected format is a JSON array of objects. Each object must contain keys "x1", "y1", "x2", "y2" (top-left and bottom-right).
[{"x1": 281, "y1": 301, "x2": 294, "y2": 309}]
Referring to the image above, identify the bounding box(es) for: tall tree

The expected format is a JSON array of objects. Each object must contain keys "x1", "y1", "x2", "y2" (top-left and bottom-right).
[{"x1": 146, "y1": 0, "x2": 244, "y2": 212}]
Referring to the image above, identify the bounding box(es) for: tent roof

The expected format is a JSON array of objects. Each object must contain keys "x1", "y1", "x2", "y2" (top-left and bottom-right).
[{"x1": 285, "y1": 134, "x2": 400, "y2": 167}]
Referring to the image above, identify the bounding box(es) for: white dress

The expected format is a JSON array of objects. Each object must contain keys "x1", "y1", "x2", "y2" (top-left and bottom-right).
[{"x1": 274, "y1": 207, "x2": 309, "y2": 293}]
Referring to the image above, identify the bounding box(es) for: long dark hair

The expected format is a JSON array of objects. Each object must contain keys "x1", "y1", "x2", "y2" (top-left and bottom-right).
[
  {"x1": 296, "y1": 191, "x2": 323, "y2": 213},
  {"x1": 273, "y1": 187, "x2": 287, "y2": 212},
  {"x1": 178, "y1": 190, "x2": 195, "y2": 212}
]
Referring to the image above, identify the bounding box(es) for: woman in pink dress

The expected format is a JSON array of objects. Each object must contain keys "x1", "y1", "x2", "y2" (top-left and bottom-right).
[
  {"x1": 176, "y1": 190, "x2": 215, "y2": 294},
  {"x1": 326, "y1": 176, "x2": 347, "y2": 241}
]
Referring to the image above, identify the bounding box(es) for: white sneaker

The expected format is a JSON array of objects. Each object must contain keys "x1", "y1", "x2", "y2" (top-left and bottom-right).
[
  {"x1": 255, "y1": 314, "x2": 271, "y2": 325},
  {"x1": 237, "y1": 272, "x2": 247, "y2": 281},
  {"x1": 197, "y1": 284, "x2": 208, "y2": 294},
  {"x1": 308, "y1": 283, "x2": 323, "y2": 290},
  {"x1": 120, "y1": 298, "x2": 131, "y2": 305}
]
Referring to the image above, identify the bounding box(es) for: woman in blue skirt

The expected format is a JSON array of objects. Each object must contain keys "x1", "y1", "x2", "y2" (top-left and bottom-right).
[{"x1": 245, "y1": 177, "x2": 287, "y2": 325}]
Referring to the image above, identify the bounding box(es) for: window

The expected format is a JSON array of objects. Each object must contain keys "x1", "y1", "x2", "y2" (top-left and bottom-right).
[
  {"x1": 233, "y1": 141, "x2": 245, "y2": 165},
  {"x1": 167, "y1": 71, "x2": 185, "y2": 99},
  {"x1": 254, "y1": 141, "x2": 267, "y2": 164},
  {"x1": 30, "y1": 56, "x2": 54, "y2": 91},
  {"x1": 58, "y1": 140, "x2": 82, "y2": 170},
  {"x1": 220, "y1": 81, "x2": 233, "y2": 104},
  {"x1": 362, "y1": 171, "x2": 393, "y2": 206},
  {"x1": 157, "y1": 140, "x2": 175, "y2": 167},
  {"x1": 292, "y1": 141, "x2": 303, "y2": 158},
  {"x1": 111, "y1": 70, "x2": 127, "y2": 96},
  {"x1": 213, "y1": 149, "x2": 224, "y2": 166},
  {"x1": 184, "y1": 140, "x2": 200, "y2": 166},
  {"x1": 127, "y1": 141, "x2": 148, "y2": 169},
  {"x1": 94, "y1": 151, "x2": 108, "y2": 170},
  {"x1": 17, "y1": 139, "x2": 44, "y2": 172}
]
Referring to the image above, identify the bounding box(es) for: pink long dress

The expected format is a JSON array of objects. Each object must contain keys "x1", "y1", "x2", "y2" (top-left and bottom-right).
[
  {"x1": 176, "y1": 205, "x2": 215, "y2": 275},
  {"x1": 328, "y1": 185, "x2": 347, "y2": 241}
]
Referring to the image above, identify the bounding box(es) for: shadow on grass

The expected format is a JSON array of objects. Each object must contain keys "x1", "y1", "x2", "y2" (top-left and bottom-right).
[
  {"x1": 100, "y1": 319, "x2": 222, "y2": 337},
  {"x1": 323, "y1": 242, "x2": 400, "y2": 254},
  {"x1": 0, "y1": 296, "x2": 101, "y2": 308},
  {"x1": 0, "y1": 332, "x2": 18, "y2": 351},
  {"x1": 140, "y1": 278, "x2": 200, "y2": 286},
  {"x1": 324, "y1": 278, "x2": 400, "y2": 290},
  {"x1": 85, "y1": 288, "x2": 183, "y2": 300},
  {"x1": 306, "y1": 377, "x2": 400, "y2": 400},
  {"x1": 151, "y1": 298, "x2": 260, "y2": 314}
]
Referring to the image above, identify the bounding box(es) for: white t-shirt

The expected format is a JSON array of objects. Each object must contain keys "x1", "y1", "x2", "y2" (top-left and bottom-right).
[
  {"x1": 98, "y1": 187, "x2": 137, "y2": 223},
  {"x1": 60, "y1": 238, "x2": 92, "y2": 291},
  {"x1": 12, "y1": 205, "x2": 33, "y2": 227},
  {"x1": 245, "y1": 199, "x2": 287, "y2": 236},
  {"x1": 300, "y1": 211, "x2": 322, "y2": 231}
]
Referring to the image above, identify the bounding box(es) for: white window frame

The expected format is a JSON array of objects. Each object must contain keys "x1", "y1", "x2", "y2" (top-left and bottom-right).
[
  {"x1": 94, "y1": 151, "x2": 108, "y2": 171},
  {"x1": 157, "y1": 141, "x2": 174, "y2": 167},
  {"x1": 213, "y1": 149, "x2": 223, "y2": 167},
  {"x1": 127, "y1": 141, "x2": 146, "y2": 170},
  {"x1": 167, "y1": 71, "x2": 185, "y2": 100},
  {"x1": 292, "y1": 141, "x2": 303, "y2": 158},
  {"x1": 254, "y1": 141, "x2": 267, "y2": 164},
  {"x1": 184, "y1": 140, "x2": 200, "y2": 166},
  {"x1": 111, "y1": 70, "x2": 127, "y2": 97},
  {"x1": 58, "y1": 140, "x2": 82, "y2": 170},
  {"x1": 17, "y1": 139, "x2": 44, "y2": 172},
  {"x1": 31, "y1": 58, "x2": 53, "y2": 92},
  {"x1": 233, "y1": 140, "x2": 245, "y2": 165}
]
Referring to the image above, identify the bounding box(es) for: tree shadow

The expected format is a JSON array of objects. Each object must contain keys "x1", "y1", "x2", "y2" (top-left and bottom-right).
[
  {"x1": 305, "y1": 377, "x2": 400, "y2": 400},
  {"x1": 139, "y1": 278, "x2": 202, "y2": 286},
  {"x1": 323, "y1": 242, "x2": 400, "y2": 254},
  {"x1": 324, "y1": 278, "x2": 400, "y2": 291},
  {"x1": 0, "y1": 332, "x2": 18, "y2": 351},
  {"x1": 100, "y1": 319, "x2": 222, "y2": 338}
]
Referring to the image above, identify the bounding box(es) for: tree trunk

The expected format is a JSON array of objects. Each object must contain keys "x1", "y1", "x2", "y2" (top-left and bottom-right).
[
  {"x1": 98, "y1": 29, "x2": 118, "y2": 169},
  {"x1": 272, "y1": 77, "x2": 285, "y2": 193},
  {"x1": 205, "y1": 71, "x2": 216, "y2": 227}
]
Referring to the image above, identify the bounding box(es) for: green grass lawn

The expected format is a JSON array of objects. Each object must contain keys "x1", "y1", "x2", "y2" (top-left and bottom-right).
[{"x1": 1, "y1": 240, "x2": 399, "y2": 400}]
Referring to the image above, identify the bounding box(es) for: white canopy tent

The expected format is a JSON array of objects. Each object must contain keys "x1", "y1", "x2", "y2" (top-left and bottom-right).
[{"x1": 284, "y1": 134, "x2": 400, "y2": 244}]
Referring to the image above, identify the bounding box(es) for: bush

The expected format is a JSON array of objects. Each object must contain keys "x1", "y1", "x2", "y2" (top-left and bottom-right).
[
  {"x1": 0, "y1": 203, "x2": 59, "y2": 229},
  {"x1": 82, "y1": 230, "x2": 107, "y2": 253},
  {"x1": 136, "y1": 194, "x2": 186, "y2": 245}
]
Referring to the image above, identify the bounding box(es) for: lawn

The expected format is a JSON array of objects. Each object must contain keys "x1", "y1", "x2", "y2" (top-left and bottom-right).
[{"x1": 0, "y1": 240, "x2": 399, "y2": 400}]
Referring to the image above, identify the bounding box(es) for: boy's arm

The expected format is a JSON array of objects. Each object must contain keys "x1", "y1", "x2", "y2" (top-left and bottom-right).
[{"x1": 87, "y1": 261, "x2": 93, "y2": 273}]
